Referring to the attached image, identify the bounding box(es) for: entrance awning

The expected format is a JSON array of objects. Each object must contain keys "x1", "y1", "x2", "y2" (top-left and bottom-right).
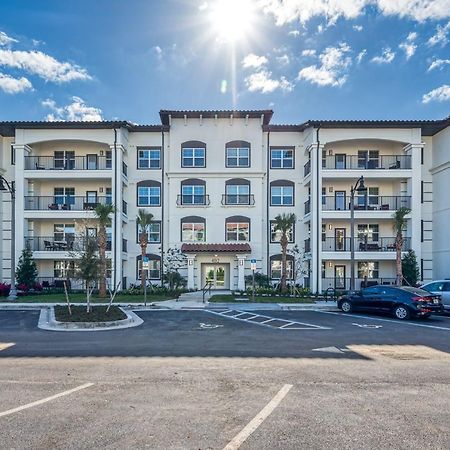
[{"x1": 181, "y1": 243, "x2": 251, "y2": 253}]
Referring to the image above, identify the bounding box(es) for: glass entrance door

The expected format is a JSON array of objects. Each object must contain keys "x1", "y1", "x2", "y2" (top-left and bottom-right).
[
  {"x1": 204, "y1": 264, "x2": 227, "y2": 289},
  {"x1": 335, "y1": 265, "x2": 346, "y2": 289}
]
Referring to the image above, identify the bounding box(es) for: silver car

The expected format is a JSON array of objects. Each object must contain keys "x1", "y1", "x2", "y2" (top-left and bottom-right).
[{"x1": 421, "y1": 280, "x2": 450, "y2": 312}]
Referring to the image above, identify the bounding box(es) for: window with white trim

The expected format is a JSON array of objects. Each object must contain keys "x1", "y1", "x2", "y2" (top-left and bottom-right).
[
  {"x1": 138, "y1": 148, "x2": 161, "y2": 169},
  {"x1": 182, "y1": 148, "x2": 205, "y2": 167},
  {"x1": 270, "y1": 259, "x2": 293, "y2": 280},
  {"x1": 226, "y1": 147, "x2": 249, "y2": 167},
  {"x1": 226, "y1": 222, "x2": 249, "y2": 241},
  {"x1": 270, "y1": 221, "x2": 294, "y2": 243},
  {"x1": 358, "y1": 261, "x2": 379, "y2": 279},
  {"x1": 182, "y1": 222, "x2": 205, "y2": 242},
  {"x1": 271, "y1": 148, "x2": 294, "y2": 168},
  {"x1": 270, "y1": 185, "x2": 294, "y2": 206},
  {"x1": 182, "y1": 185, "x2": 206, "y2": 205},
  {"x1": 138, "y1": 186, "x2": 160, "y2": 206}
]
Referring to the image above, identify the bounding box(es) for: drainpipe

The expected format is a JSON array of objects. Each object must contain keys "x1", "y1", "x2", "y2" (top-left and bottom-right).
[
  {"x1": 315, "y1": 126, "x2": 321, "y2": 295},
  {"x1": 113, "y1": 128, "x2": 118, "y2": 289},
  {"x1": 266, "y1": 130, "x2": 270, "y2": 276},
  {"x1": 160, "y1": 130, "x2": 165, "y2": 286}
]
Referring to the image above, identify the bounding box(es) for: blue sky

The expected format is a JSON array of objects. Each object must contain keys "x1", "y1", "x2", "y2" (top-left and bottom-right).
[{"x1": 0, "y1": 0, "x2": 449, "y2": 124}]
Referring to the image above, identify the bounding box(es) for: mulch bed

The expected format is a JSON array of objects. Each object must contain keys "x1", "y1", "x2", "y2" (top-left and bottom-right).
[{"x1": 54, "y1": 305, "x2": 127, "y2": 322}]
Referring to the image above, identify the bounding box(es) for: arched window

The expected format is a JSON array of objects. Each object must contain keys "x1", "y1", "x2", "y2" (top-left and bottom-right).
[
  {"x1": 137, "y1": 180, "x2": 161, "y2": 207},
  {"x1": 223, "y1": 178, "x2": 252, "y2": 205},
  {"x1": 181, "y1": 216, "x2": 206, "y2": 242},
  {"x1": 181, "y1": 141, "x2": 206, "y2": 168},
  {"x1": 179, "y1": 179, "x2": 207, "y2": 205},
  {"x1": 136, "y1": 253, "x2": 161, "y2": 280},
  {"x1": 225, "y1": 215, "x2": 250, "y2": 241},
  {"x1": 270, "y1": 180, "x2": 294, "y2": 206},
  {"x1": 225, "y1": 140, "x2": 250, "y2": 168},
  {"x1": 270, "y1": 254, "x2": 294, "y2": 280}
]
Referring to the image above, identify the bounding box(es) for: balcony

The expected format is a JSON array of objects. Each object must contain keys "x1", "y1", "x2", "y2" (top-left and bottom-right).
[
  {"x1": 304, "y1": 199, "x2": 311, "y2": 215},
  {"x1": 27, "y1": 236, "x2": 112, "y2": 252},
  {"x1": 25, "y1": 156, "x2": 111, "y2": 171},
  {"x1": 304, "y1": 238, "x2": 311, "y2": 253},
  {"x1": 24, "y1": 196, "x2": 108, "y2": 211},
  {"x1": 322, "y1": 237, "x2": 411, "y2": 252},
  {"x1": 176, "y1": 194, "x2": 210, "y2": 206},
  {"x1": 322, "y1": 155, "x2": 411, "y2": 170},
  {"x1": 122, "y1": 161, "x2": 128, "y2": 178},
  {"x1": 122, "y1": 200, "x2": 128, "y2": 216},
  {"x1": 322, "y1": 196, "x2": 411, "y2": 211},
  {"x1": 122, "y1": 238, "x2": 128, "y2": 253},
  {"x1": 221, "y1": 194, "x2": 255, "y2": 206},
  {"x1": 304, "y1": 160, "x2": 311, "y2": 177}
]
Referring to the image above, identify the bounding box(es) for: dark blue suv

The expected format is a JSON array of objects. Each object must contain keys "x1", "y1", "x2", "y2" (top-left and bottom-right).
[{"x1": 337, "y1": 286, "x2": 443, "y2": 320}]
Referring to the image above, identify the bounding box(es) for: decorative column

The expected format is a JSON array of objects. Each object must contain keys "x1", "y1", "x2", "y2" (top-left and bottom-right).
[
  {"x1": 187, "y1": 255, "x2": 196, "y2": 290},
  {"x1": 237, "y1": 255, "x2": 246, "y2": 291}
]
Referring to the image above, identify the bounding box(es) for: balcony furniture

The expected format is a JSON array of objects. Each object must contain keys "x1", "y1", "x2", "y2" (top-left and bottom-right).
[
  {"x1": 361, "y1": 280, "x2": 379, "y2": 288},
  {"x1": 367, "y1": 160, "x2": 379, "y2": 169},
  {"x1": 44, "y1": 240, "x2": 55, "y2": 251},
  {"x1": 381, "y1": 204, "x2": 390, "y2": 210},
  {"x1": 61, "y1": 204, "x2": 71, "y2": 210},
  {"x1": 389, "y1": 160, "x2": 400, "y2": 169},
  {"x1": 83, "y1": 202, "x2": 99, "y2": 210},
  {"x1": 48, "y1": 203, "x2": 59, "y2": 210},
  {"x1": 53, "y1": 241, "x2": 68, "y2": 251},
  {"x1": 386, "y1": 243, "x2": 396, "y2": 251},
  {"x1": 35, "y1": 162, "x2": 45, "y2": 170},
  {"x1": 359, "y1": 242, "x2": 381, "y2": 251}
]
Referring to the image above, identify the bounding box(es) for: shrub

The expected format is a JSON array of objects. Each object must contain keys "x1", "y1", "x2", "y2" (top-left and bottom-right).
[{"x1": 0, "y1": 282, "x2": 11, "y2": 297}]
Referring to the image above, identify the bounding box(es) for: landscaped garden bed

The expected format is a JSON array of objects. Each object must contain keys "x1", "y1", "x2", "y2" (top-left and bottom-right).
[{"x1": 54, "y1": 305, "x2": 127, "y2": 322}]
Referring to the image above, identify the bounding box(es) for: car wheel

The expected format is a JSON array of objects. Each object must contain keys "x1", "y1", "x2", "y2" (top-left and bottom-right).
[
  {"x1": 340, "y1": 300, "x2": 353, "y2": 313},
  {"x1": 394, "y1": 305, "x2": 410, "y2": 320}
]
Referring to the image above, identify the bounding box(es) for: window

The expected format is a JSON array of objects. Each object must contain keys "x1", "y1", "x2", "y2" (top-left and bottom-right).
[
  {"x1": 226, "y1": 142, "x2": 250, "y2": 167},
  {"x1": 357, "y1": 187, "x2": 378, "y2": 208},
  {"x1": 358, "y1": 261, "x2": 379, "y2": 279},
  {"x1": 270, "y1": 255, "x2": 294, "y2": 280},
  {"x1": 11, "y1": 145, "x2": 15, "y2": 165},
  {"x1": 182, "y1": 222, "x2": 205, "y2": 242},
  {"x1": 54, "y1": 187, "x2": 75, "y2": 205},
  {"x1": 106, "y1": 188, "x2": 112, "y2": 205},
  {"x1": 138, "y1": 147, "x2": 161, "y2": 169},
  {"x1": 270, "y1": 181, "x2": 294, "y2": 206},
  {"x1": 322, "y1": 224, "x2": 326, "y2": 242},
  {"x1": 270, "y1": 221, "x2": 294, "y2": 243},
  {"x1": 357, "y1": 224, "x2": 379, "y2": 242},
  {"x1": 54, "y1": 260, "x2": 75, "y2": 278},
  {"x1": 53, "y1": 224, "x2": 75, "y2": 241},
  {"x1": 225, "y1": 216, "x2": 250, "y2": 241},
  {"x1": 137, "y1": 254, "x2": 161, "y2": 280},
  {"x1": 424, "y1": 282, "x2": 444, "y2": 292},
  {"x1": 271, "y1": 148, "x2": 294, "y2": 169},
  {"x1": 322, "y1": 187, "x2": 326, "y2": 206},
  {"x1": 181, "y1": 142, "x2": 206, "y2": 168},
  {"x1": 358, "y1": 150, "x2": 379, "y2": 169},
  {"x1": 182, "y1": 185, "x2": 205, "y2": 205},
  {"x1": 225, "y1": 184, "x2": 250, "y2": 205},
  {"x1": 106, "y1": 150, "x2": 112, "y2": 169},
  {"x1": 137, "y1": 221, "x2": 161, "y2": 243},
  {"x1": 54, "y1": 151, "x2": 75, "y2": 170},
  {"x1": 137, "y1": 181, "x2": 161, "y2": 206}
]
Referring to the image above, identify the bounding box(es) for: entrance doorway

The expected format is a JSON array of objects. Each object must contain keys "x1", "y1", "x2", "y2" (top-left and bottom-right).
[
  {"x1": 334, "y1": 265, "x2": 346, "y2": 289},
  {"x1": 203, "y1": 264, "x2": 229, "y2": 289}
]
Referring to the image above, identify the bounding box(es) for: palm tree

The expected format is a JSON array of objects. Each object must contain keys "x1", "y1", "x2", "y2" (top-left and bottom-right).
[
  {"x1": 94, "y1": 203, "x2": 115, "y2": 298},
  {"x1": 273, "y1": 213, "x2": 296, "y2": 293},
  {"x1": 137, "y1": 209, "x2": 154, "y2": 291},
  {"x1": 393, "y1": 207, "x2": 411, "y2": 286}
]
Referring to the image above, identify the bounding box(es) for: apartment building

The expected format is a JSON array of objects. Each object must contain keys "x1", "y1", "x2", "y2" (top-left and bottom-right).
[{"x1": 0, "y1": 111, "x2": 449, "y2": 293}]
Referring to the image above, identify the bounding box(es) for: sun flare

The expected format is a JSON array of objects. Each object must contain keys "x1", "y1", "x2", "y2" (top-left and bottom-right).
[{"x1": 209, "y1": 0, "x2": 256, "y2": 43}]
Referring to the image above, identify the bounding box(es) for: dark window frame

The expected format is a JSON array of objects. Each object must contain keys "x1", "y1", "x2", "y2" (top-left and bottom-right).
[
  {"x1": 136, "y1": 180, "x2": 161, "y2": 207},
  {"x1": 225, "y1": 140, "x2": 251, "y2": 168},
  {"x1": 270, "y1": 180, "x2": 295, "y2": 206},
  {"x1": 136, "y1": 253, "x2": 161, "y2": 280},
  {"x1": 269, "y1": 220, "x2": 295, "y2": 243},
  {"x1": 136, "y1": 220, "x2": 162, "y2": 244},
  {"x1": 137, "y1": 146, "x2": 161, "y2": 170},
  {"x1": 270, "y1": 146, "x2": 295, "y2": 169},
  {"x1": 181, "y1": 141, "x2": 206, "y2": 168}
]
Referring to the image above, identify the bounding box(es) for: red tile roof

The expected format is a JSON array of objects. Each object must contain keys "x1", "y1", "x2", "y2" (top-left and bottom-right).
[{"x1": 181, "y1": 243, "x2": 251, "y2": 253}]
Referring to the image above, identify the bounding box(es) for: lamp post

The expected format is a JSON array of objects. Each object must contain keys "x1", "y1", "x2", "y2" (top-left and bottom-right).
[
  {"x1": 350, "y1": 176, "x2": 367, "y2": 292},
  {"x1": 0, "y1": 176, "x2": 17, "y2": 300}
]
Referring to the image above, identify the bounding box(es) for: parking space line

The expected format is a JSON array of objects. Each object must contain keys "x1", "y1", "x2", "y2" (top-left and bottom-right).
[
  {"x1": 261, "y1": 318, "x2": 275, "y2": 324},
  {"x1": 0, "y1": 343, "x2": 15, "y2": 351},
  {"x1": 223, "y1": 384, "x2": 292, "y2": 450},
  {"x1": 0, "y1": 383, "x2": 94, "y2": 419},
  {"x1": 316, "y1": 310, "x2": 450, "y2": 331}
]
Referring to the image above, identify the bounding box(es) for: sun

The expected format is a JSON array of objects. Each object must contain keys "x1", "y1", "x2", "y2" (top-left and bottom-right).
[{"x1": 209, "y1": 0, "x2": 256, "y2": 43}]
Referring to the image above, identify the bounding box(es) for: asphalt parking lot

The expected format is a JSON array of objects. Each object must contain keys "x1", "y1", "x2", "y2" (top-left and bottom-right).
[{"x1": 1, "y1": 309, "x2": 450, "y2": 449}]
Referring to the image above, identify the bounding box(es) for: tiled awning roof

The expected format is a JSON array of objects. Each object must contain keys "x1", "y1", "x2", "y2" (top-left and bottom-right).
[{"x1": 181, "y1": 243, "x2": 251, "y2": 253}]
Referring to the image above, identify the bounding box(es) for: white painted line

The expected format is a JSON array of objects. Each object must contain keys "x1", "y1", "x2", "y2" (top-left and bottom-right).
[
  {"x1": 279, "y1": 322, "x2": 295, "y2": 329},
  {"x1": 317, "y1": 310, "x2": 450, "y2": 331},
  {"x1": 261, "y1": 318, "x2": 275, "y2": 324},
  {"x1": 234, "y1": 313, "x2": 251, "y2": 317},
  {"x1": 245, "y1": 315, "x2": 259, "y2": 320},
  {"x1": 0, "y1": 383, "x2": 94, "y2": 418},
  {"x1": 0, "y1": 343, "x2": 15, "y2": 351},
  {"x1": 222, "y1": 384, "x2": 293, "y2": 450}
]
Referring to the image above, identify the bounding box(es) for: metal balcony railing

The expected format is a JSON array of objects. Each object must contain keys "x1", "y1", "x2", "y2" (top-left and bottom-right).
[
  {"x1": 24, "y1": 196, "x2": 108, "y2": 211},
  {"x1": 122, "y1": 238, "x2": 128, "y2": 253},
  {"x1": 122, "y1": 161, "x2": 128, "y2": 177},
  {"x1": 176, "y1": 194, "x2": 210, "y2": 206},
  {"x1": 26, "y1": 236, "x2": 112, "y2": 252},
  {"x1": 322, "y1": 155, "x2": 412, "y2": 170},
  {"x1": 304, "y1": 238, "x2": 311, "y2": 253},
  {"x1": 221, "y1": 194, "x2": 255, "y2": 205},
  {"x1": 322, "y1": 237, "x2": 411, "y2": 252},
  {"x1": 24, "y1": 156, "x2": 111, "y2": 170},
  {"x1": 304, "y1": 199, "x2": 311, "y2": 215},
  {"x1": 322, "y1": 196, "x2": 412, "y2": 211},
  {"x1": 322, "y1": 277, "x2": 397, "y2": 290},
  {"x1": 122, "y1": 200, "x2": 128, "y2": 216},
  {"x1": 304, "y1": 160, "x2": 311, "y2": 177}
]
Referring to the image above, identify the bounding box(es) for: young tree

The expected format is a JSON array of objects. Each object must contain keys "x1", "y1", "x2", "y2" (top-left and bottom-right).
[
  {"x1": 163, "y1": 247, "x2": 187, "y2": 290},
  {"x1": 72, "y1": 236, "x2": 100, "y2": 312},
  {"x1": 402, "y1": 249, "x2": 420, "y2": 286},
  {"x1": 94, "y1": 203, "x2": 114, "y2": 298},
  {"x1": 273, "y1": 213, "x2": 296, "y2": 293},
  {"x1": 136, "y1": 209, "x2": 154, "y2": 291},
  {"x1": 16, "y1": 246, "x2": 38, "y2": 289},
  {"x1": 393, "y1": 207, "x2": 411, "y2": 286}
]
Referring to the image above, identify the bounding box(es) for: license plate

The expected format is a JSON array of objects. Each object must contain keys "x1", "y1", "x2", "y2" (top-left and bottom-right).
[{"x1": 433, "y1": 299, "x2": 439, "y2": 304}]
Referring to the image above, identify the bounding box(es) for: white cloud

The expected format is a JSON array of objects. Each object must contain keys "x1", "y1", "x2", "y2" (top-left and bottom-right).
[
  {"x1": 0, "y1": 31, "x2": 18, "y2": 46},
  {"x1": 427, "y1": 21, "x2": 450, "y2": 46},
  {"x1": 245, "y1": 70, "x2": 293, "y2": 93},
  {"x1": 259, "y1": 0, "x2": 450, "y2": 25},
  {"x1": 288, "y1": 30, "x2": 301, "y2": 36},
  {"x1": 276, "y1": 54, "x2": 290, "y2": 65},
  {"x1": 242, "y1": 53, "x2": 268, "y2": 69},
  {"x1": 399, "y1": 32, "x2": 418, "y2": 59},
  {"x1": 428, "y1": 58, "x2": 450, "y2": 71},
  {"x1": 297, "y1": 42, "x2": 352, "y2": 87},
  {"x1": 356, "y1": 49, "x2": 367, "y2": 63},
  {"x1": 153, "y1": 45, "x2": 163, "y2": 60},
  {"x1": 422, "y1": 84, "x2": 450, "y2": 103},
  {"x1": 353, "y1": 25, "x2": 363, "y2": 31},
  {"x1": 371, "y1": 47, "x2": 395, "y2": 64},
  {"x1": 42, "y1": 96, "x2": 103, "y2": 121},
  {"x1": 302, "y1": 49, "x2": 316, "y2": 57},
  {"x1": 0, "y1": 73, "x2": 32, "y2": 94},
  {"x1": 0, "y1": 49, "x2": 91, "y2": 83},
  {"x1": 198, "y1": 1, "x2": 208, "y2": 11}
]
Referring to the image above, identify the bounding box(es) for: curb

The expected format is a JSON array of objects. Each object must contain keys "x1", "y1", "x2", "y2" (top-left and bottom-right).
[
  {"x1": 0, "y1": 302, "x2": 170, "y2": 310},
  {"x1": 37, "y1": 307, "x2": 144, "y2": 332}
]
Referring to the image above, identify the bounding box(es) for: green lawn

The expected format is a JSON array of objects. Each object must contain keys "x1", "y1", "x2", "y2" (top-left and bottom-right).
[
  {"x1": 208, "y1": 294, "x2": 315, "y2": 303},
  {"x1": 0, "y1": 292, "x2": 177, "y2": 303}
]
